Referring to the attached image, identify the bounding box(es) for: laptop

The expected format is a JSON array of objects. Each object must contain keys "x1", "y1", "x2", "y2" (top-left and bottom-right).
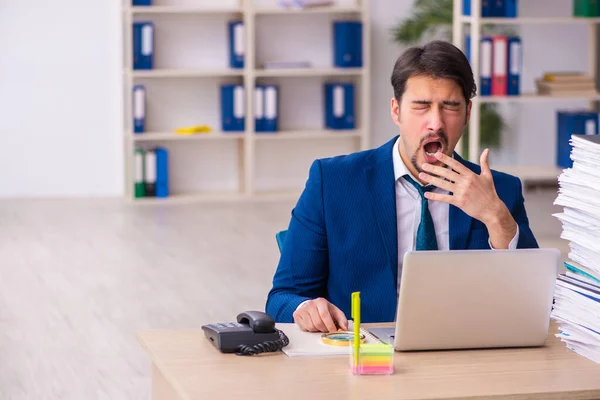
[{"x1": 369, "y1": 248, "x2": 560, "y2": 351}]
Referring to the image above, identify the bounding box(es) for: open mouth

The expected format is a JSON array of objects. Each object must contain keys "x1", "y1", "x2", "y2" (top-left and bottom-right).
[{"x1": 423, "y1": 140, "x2": 443, "y2": 157}]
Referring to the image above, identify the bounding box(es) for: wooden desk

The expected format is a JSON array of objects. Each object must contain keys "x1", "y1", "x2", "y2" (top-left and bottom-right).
[{"x1": 137, "y1": 321, "x2": 600, "y2": 400}]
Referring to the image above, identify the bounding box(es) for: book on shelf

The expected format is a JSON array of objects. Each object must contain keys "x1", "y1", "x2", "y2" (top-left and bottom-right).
[
  {"x1": 278, "y1": 0, "x2": 334, "y2": 8},
  {"x1": 552, "y1": 134, "x2": 600, "y2": 364},
  {"x1": 536, "y1": 72, "x2": 597, "y2": 96},
  {"x1": 262, "y1": 61, "x2": 312, "y2": 69}
]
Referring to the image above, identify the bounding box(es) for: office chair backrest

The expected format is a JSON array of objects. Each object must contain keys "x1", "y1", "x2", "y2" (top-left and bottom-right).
[{"x1": 275, "y1": 230, "x2": 287, "y2": 253}]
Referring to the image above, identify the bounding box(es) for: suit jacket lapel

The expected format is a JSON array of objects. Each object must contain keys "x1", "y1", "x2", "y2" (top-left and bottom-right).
[
  {"x1": 365, "y1": 137, "x2": 398, "y2": 287},
  {"x1": 449, "y1": 152, "x2": 473, "y2": 249}
]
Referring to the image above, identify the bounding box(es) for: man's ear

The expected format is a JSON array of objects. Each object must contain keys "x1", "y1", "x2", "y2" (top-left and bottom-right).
[{"x1": 391, "y1": 97, "x2": 401, "y2": 127}]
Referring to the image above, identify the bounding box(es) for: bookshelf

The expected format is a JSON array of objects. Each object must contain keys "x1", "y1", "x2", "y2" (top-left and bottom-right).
[
  {"x1": 122, "y1": 0, "x2": 369, "y2": 202},
  {"x1": 452, "y1": 0, "x2": 599, "y2": 186}
]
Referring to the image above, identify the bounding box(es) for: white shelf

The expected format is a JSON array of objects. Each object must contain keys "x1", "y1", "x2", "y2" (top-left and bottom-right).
[
  {"x1": 479, "y1": 93, "x2": 600, "y2": 103},
  {"x1": 123, "y1": 0, "x2": 371, "y2": 201},
  {"x1": 129, "y1": 6, "x2": 243, "y2": 15},
  {"x1": 254, "y1": 6, "x2": 361, "y2": 15},
  {"x1": 130, "y1": 190, "x2": 302, "y2": 204},
  {"x1": 132, "y1": 132, "x2": 244, "y2": 141},
  {"x1": 460, "y1": 16, "x2": 600, "y2": 24},
  {"x1": 254, "y1": 129, "x2": 361, "y2": 140},
  {"x1": 130, "y1": 192, "x2": 243, "y2": 204},
  {"x1": 493, "y1": 165, "x2": 562, "y2": 184},
  {"x1": 255, "y1": 67, "x2": 363, "y2": 77},
  {"x1": 128, "y1": 69, "x2": 243, "y2": 78}
]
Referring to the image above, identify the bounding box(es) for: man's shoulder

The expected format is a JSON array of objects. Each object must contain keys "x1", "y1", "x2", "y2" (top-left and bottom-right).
[
  {"x1": 314, "y1": 136, "x2": 397, "y2": 173},
  {"x1": 315, "y1": 147, "x2": 378, "y2": 173}
]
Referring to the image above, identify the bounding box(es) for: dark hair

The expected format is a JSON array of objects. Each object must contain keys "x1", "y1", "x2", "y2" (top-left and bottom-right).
[{"x1": 390, "y1": 40, "x2": 477, "y2": 104}]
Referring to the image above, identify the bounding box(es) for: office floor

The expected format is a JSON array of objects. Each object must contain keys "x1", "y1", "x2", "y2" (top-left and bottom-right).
[{"x1": 0, "y1": 188, "x2": 567, "y2": 400}]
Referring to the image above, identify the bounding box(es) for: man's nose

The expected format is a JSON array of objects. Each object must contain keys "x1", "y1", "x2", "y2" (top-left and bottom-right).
[{"x1": 427, "y1": 109, "x2": 444, "y2": 132}]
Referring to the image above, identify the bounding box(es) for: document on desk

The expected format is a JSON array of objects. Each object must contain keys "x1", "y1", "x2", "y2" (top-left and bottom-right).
[
  {"x1": 553, "y1": 133, "x2": 600, "y2": 365},
  {"x1": 276, "y1": 322, "x2": 383, "y2": 357}
]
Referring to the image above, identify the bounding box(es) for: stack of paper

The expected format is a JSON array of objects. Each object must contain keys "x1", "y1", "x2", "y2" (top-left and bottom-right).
[{"x1": 552, "y1": 134, "x2": 600, "y2": 364}]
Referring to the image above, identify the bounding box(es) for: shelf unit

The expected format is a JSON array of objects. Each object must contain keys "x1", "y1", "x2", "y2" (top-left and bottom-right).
[
  {"x1": 452, "y1": 0, "x2": 599, "y2": 185},
  {"x1": 122, "y1": 0, "x2": 369, "y2": 202}
]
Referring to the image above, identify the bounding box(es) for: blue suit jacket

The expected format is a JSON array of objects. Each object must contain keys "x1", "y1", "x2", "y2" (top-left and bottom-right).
[{"x1": 265, "y1": 136, "x2": 539, "y2": 323}]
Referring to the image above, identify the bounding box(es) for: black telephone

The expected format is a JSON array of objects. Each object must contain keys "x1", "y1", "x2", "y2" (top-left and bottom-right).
[{"x1": 201, "y1": 311, "x2": 289, "y2": 356}]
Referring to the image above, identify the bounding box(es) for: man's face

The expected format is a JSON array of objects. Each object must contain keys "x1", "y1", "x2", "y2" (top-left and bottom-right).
[{"x1": 391, "y1": 75, "x2": 471, "y2": 176}]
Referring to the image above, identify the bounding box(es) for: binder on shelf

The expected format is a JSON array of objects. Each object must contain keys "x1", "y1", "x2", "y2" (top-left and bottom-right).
[
  {"x1": 221, "y1": 84, "x2": 245, "y2": 132},
  {"x1": 132, "y1": 0, "x2": 151, "y2": 5},
  {"x1": 133, "y1": 85, "x2": 146, "y2": 134},
  {"x1": 254, "y1": 86, "x2": 265, "y2": 132},
  {"x1": 491, "y1": 36, "x2": 507, "y2": 96},
  {"x1": 228, "y1": 21, "x2": 244, "y2": 69},
  {"x1": 491, "y1": 0, "x2": 505, "y2": 16},
  {"x1": 133, "y1": 22, "x2": 153, "y2": 70},
  {"x1": 324, "y1": 82, "x2": 355, "y2": 130},
  {"x1": 505, "y1": 0, "x2": 517, "y2": 17},
  {"x1": 574, "y1": 0, "x2": 599, "y2": 17},
  {"x1": 144, "y1": 149, "x2": 157, "y2": 197},
  {"x1": 255, "y1": 84, "x2": 279, "y2": 133},
  {"x1": 507, "y1": 36, "x2": 521, "y2": 96},
  {"x1": 480, "y1": 36, "x2": 493, "y2": 96},
  {"x1": 556, "y1": 111, "x2": 599, "y2": 168},
  {"x1": 463, "y1": 0, "x2": 492, "y2": 16},
  {"x1": 465, "y1": 35, "x2": 492, "y2": 95},
  {"x1": 333, "y1": 21, "x2": 362, "y2": 68},
  {"x1": 134, "y1": 149, "x2": 146, "y2": 198},
  {"x1": 155, "y1": 147, "x2": 169, "y2": 198},
  {"x1": 263, "y1": 85, "x2": 279, "y2": 133}
]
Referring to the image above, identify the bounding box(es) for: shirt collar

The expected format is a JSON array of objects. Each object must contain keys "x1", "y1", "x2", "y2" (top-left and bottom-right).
[{"x1": 392, "y1": 136, "x2": 422, "y2": 185}]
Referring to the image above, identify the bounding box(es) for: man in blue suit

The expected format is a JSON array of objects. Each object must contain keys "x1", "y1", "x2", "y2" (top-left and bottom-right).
[{"x1": 265, "y1": 40, "x2": 539, "y2": 332}]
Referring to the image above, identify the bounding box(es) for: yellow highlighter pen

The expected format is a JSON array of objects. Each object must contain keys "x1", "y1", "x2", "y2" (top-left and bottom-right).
[{"x1": 351, "y1": 291, "x2": 361, "y2": 366}]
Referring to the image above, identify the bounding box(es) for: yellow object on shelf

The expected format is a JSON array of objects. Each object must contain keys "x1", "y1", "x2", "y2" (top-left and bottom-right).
[{"x1": 174, "y1": 125, "x2": 212, "y2": 135}]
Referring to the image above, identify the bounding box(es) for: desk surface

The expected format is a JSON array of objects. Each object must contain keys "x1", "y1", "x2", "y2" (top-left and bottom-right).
[{"x1": 137, "y1": 321, "x2": 600, "y2": 400}]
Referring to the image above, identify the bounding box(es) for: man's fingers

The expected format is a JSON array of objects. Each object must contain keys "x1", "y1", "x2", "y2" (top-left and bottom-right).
[
  {"x1": 419, "y1": 172, "x2": 455, "y2": 192},
  {"x1": 308, "y1": 307, "x2": 328, "y2": 332},
  {"x1": 421, "y1": 163, "x2": 460, "y2": 182},
  {"x1": 329, "y1": 304, "x2": 349, "y2": 331},
  {"x1": 316, "y1": 301, "x2": 338, "y2": 332},
  {"x1": 435, "y1": 152, "x2": 471, "y2": 175},
  {"x1": 424, "y1": 191, "x2": 455, "y2": 205},
  {"x1": 480, "y1": 148, "x2": 491, "y2": 175}
]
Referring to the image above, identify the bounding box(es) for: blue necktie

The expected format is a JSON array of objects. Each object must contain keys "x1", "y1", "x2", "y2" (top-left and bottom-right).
[{"x1": 403, "y1": 174, "x2": 438, "y2": 251}]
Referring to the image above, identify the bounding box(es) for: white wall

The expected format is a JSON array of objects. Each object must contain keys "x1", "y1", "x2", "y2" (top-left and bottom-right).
[
  {"x1": 0, "y1": 0, "x2": 591, "y2": 197},
  {"x1": 0, "y1": 1, "x2": 123, "y2": 197}
]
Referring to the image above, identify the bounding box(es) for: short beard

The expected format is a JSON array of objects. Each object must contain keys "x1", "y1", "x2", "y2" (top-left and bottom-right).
[{"x1": 410, "y1": 132, "x2": 449, "y2": 174}]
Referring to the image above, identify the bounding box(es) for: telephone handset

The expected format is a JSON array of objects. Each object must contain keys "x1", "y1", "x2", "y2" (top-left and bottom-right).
[{"x1": 201, "y1": 311, "x2": 289, "y2": 356}]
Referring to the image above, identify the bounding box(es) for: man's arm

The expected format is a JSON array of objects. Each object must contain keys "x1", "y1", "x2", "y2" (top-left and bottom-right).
[
  {"x1": 265, "y1": 160, "x2": 329, "y2": 322},
  {"x1": 510, "y1": 177, "x2": 539, "y2": 249}
]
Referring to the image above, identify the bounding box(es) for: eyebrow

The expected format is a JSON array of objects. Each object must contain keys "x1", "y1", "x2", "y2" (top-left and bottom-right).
[{"x1": 411, "y1": 100, "x2": 462, "y2": 106}]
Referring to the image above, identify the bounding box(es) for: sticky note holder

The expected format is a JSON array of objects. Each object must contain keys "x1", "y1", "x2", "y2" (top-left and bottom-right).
[
  {"x1": 349, "y1": 291, "x2": 394, "y2": 375},
  {"x1": 349, "y1": 342, "x2": 394, "y2": 375}
]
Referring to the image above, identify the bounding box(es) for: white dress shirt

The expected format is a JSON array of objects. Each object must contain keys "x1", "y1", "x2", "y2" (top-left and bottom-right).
[{"x1": 392, "y1": 136, "x2": 519, "y2": 292}]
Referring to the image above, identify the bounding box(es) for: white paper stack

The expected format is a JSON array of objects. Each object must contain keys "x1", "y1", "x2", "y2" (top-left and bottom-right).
[{"x1": 552, "y1": 134, "x2": 600, "y2": 364}]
